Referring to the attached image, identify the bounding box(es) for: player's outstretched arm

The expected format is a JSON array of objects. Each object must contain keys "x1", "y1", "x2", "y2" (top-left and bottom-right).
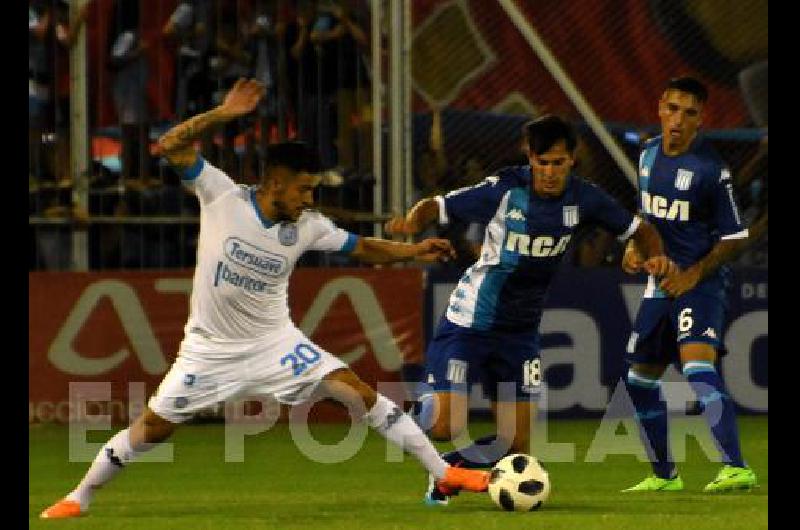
[
  {"x1": 157, "y1": 78, "x2": 265, "y2": 171},
  {"x1": 349, "y1": 237, "x2": 456, "y2": 264},
  {"x1": 384, "y1": 198, "x2": 440, "y2": 236}
]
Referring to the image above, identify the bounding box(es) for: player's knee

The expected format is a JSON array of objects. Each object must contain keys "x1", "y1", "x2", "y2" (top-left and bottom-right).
[
  {"x1": 323, "y1": 368, "x2": 377, "y2": 412},
  {"x1": 135, "y1": 409, "x2": 177, "y2": 445},
  {"x1": 629, "y1": 363, "x2": 667, "y2": 381},
  {"x1": 679, "y1": 342, "x2": 717, "y2": 364}
]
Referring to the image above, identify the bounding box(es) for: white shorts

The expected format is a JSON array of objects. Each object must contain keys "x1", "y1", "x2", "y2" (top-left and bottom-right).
[{"x1": 148, "y1": 325, "x2": 348, "y2": 423}]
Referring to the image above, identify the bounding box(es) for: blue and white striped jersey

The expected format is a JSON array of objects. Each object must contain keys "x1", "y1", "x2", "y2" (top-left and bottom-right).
[
  {"x1": 436, "y1": 166, "x2": 639, "y2": 332},
  {"x1": 638, "y1": 135, "x2": 748, "y2": 299}
]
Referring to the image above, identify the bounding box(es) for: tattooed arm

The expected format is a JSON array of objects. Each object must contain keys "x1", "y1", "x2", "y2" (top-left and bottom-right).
[{"x1": 158, "y1": 78, "x2": 266, "y2": 171}]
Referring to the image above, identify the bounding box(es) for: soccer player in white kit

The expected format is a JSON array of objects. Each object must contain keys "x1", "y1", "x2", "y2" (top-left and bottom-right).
[{"x1": 41, "y1": 79, "x2": 491, "y2": 519}]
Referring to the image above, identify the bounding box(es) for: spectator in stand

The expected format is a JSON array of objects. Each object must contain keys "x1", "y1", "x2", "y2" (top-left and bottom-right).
[
  {"x1": 242, "y1": 0, "x2": 289, "y2": 156},
  {"x1": 287, "y1": 0, "x2": 369, "y2": 174},
  {"x1": 207, "y1": 0, "x2": 253, "y2": 178},
  {"x1": 107, "y1": 0, "x2": 151, "y2": 185},
  {"x1": 30, "y1": 0, "x2": 55, "y2": 185},
  {"x1": 52, "y1": 0, "x2": 94, "y2": 187},
  {"x1": 163, "y1": 0, "x2": 215, "y2": 122},
  {"x1": 310, "y1": 0, "x2": 370, "y2": 174}
]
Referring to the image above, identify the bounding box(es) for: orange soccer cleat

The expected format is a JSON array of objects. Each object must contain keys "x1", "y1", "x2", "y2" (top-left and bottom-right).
[
  {"x1": 39, "y1": 499, "x2": 83, "y2": 519},
  {"x1": 437, "y1": 466, "x2": 491, "y2": 494}
]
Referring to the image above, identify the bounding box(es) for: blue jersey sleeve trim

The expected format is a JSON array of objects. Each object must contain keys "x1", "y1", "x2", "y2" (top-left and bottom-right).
[
  {"x1": 250, "y1": 188, "x2": 275, "y2": 228},
  {"x1": 340, "y1": 233, "x2": 359, "y2": 254},
  {"x1": 182, "y1": 157, "x2": 205, "y2": 181}
]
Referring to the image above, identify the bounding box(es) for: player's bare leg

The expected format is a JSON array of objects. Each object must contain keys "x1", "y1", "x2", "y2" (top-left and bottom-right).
[
  {"x1": 679, "y1": 343, "x2": 757, "y2": 492},
  {"x1": 319, "y1": 369, "x2": 489, "y2": 495},
  {"x1": 494, "y1": 400, "x2": 536, "y2": 455},
  {"x1": 40, "y1": 408, "x2": 178, "y2": 519},
  {"x1": 426, "y1": 392, "x2": 468, "y2": 442}
]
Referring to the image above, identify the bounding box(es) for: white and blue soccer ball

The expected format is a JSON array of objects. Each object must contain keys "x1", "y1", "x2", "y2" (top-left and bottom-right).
[{"x1": 488, "y1": 454, "x2": 551, "y2": 512}]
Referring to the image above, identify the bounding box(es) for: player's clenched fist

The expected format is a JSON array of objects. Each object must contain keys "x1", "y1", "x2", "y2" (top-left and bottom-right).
[
  {"x1": 414, "y1": 238, "x2": 456, "y2": 263},
  {"x1": 642, "y1": 255, "x2": 678, "y2": 277},
  {"x1": 621, "y1": 243, "x2": 644, "y2": 274}
]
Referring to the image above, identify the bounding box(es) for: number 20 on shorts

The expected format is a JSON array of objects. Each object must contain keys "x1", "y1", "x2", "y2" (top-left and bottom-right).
[{"x1": 280, "y1": 344, "x2": 322, "y2": 376}]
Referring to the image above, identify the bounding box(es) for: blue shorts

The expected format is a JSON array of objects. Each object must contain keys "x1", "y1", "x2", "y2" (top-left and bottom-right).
[
  {"x1": 625, "y1": 289, "x2": 728, "y2": 366},
  {"x1": 423, "y1": 318, "x2": 542, "y2": 402}
]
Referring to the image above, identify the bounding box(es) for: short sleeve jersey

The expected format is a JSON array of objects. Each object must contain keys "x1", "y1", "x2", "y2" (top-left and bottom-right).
[
  {"x1": 638, "y1": 135, "x2": 748, "y2": 298},
  {"x1": 180, "y1": 158, "x2": 359, "y2": 343},
  {"x1": 436, "y1": 166, "x2": 639, "y2": 332}
]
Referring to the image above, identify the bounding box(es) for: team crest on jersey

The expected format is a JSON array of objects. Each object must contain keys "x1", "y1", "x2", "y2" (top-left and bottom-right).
[
  {"x1": 278, "y1": 223, "x2": 298, "y2": 246},
  {"x1": 562, "y1": 205, "x2": 579, "y2": 227},
  {"x1": 675, "y1": 169, "x2": 694, "y2": 190}
]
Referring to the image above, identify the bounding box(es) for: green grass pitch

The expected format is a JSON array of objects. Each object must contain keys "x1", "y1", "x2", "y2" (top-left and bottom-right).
[{"x1": 30, "y1": 416, "x2": 767, "y2": 529}]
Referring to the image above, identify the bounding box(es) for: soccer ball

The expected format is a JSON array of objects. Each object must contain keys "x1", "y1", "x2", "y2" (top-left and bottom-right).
[{"x1": 488, "y1": 454, "x2": 551, "y2": 512}]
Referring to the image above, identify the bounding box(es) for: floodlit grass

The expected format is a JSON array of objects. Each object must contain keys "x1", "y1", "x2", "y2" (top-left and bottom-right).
[{"x1": 30, "y1": 417, "x2": 767, "y2": 529}]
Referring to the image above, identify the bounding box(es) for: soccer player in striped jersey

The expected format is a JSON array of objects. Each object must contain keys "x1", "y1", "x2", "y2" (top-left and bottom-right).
[
  {"x1": 621, "y1": 76, "x2": 757, "y2": 492},
  {"x1": 386, "y1": 114, "x2": 671, "y2": 505},
  {"x1": 40, "y1": 79, "x2": 490, "y2": 519}
]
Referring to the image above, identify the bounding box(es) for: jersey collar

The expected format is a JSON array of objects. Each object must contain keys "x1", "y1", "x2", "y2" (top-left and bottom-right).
[{"x1": 250, "y1": 188, "x2": 275, "y2": 228}]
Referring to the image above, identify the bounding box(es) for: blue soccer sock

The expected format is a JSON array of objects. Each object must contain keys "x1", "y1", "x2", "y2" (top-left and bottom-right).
[
  {"x1": 682, "y1": 360, "x2": 746, "y2": 468},
  {"x1": 626, "y1": 369, "x2": 676, "y2": 479},
  {"x1": 442, "y1": 434, "x2": 512, "y2": 469}
]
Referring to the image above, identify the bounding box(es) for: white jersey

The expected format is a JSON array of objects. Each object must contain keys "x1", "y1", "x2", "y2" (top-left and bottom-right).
[{"x1": 179, "y1": 158, "x2": 358, "y2": 349}]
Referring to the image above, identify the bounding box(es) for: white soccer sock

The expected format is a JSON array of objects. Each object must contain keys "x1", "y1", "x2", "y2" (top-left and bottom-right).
[
  {"x1": 365, "y1": 394, "x2": 448, "y2": 480},
  {"x1": 66, "y1": 428, "x2": 144, "y2": 510}
]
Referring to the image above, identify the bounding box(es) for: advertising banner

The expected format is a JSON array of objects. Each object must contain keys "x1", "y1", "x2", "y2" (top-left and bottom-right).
[{"x1": 29, "y1": 269, "x2": 424, "y2": 423}]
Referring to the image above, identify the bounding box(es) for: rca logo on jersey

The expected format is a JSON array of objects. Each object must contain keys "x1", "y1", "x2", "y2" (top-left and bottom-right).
[
  {"x1": 506, "y1": 232, "x2": 572, "y2": 257},
  {"x1": 224, "y1": 237, "x2": 287, "y2": 276},
  {"x1": 641, "y1": 192, "x2": 690, "y2": 221},
  {"x1": 675, "y1": 169, "x2": 694, "y2": 190}
]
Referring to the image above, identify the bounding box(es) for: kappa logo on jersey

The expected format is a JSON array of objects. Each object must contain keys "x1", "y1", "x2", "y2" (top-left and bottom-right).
[
  {"x1": 507, "y1": 208, "x2": 526, "y2": 222},
  {"x1": 675, "y1": 169, "x2": 694, "y2": 190},
  {"x1": 702, "y1": 327, "x2": 718, "y2": 339},
  {"x1": 563, "y1": 205, "x2": 579, "y2": 227},
  {"x1": 506, "y1": 232, "x2": 572, "y2": 258},
  {"x1": 224, "y1": 237, "x2": 287, "y2": 276},
  {"x1": 641, "y1": 192, "x2": 690, "y2": 221}
]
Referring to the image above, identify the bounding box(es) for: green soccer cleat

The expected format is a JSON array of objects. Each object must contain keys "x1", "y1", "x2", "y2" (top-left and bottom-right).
[
  {"x1": 703, "y1": 465, "x2": 758, "y2": 493},
  {"x1": 621, "y1": 474, "x2": 684, "y2": 492}
]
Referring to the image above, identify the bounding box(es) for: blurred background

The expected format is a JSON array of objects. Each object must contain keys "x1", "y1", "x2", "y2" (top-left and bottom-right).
[{"x1": 29, "y1": 0, "x2": 767, "y2": 423}]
